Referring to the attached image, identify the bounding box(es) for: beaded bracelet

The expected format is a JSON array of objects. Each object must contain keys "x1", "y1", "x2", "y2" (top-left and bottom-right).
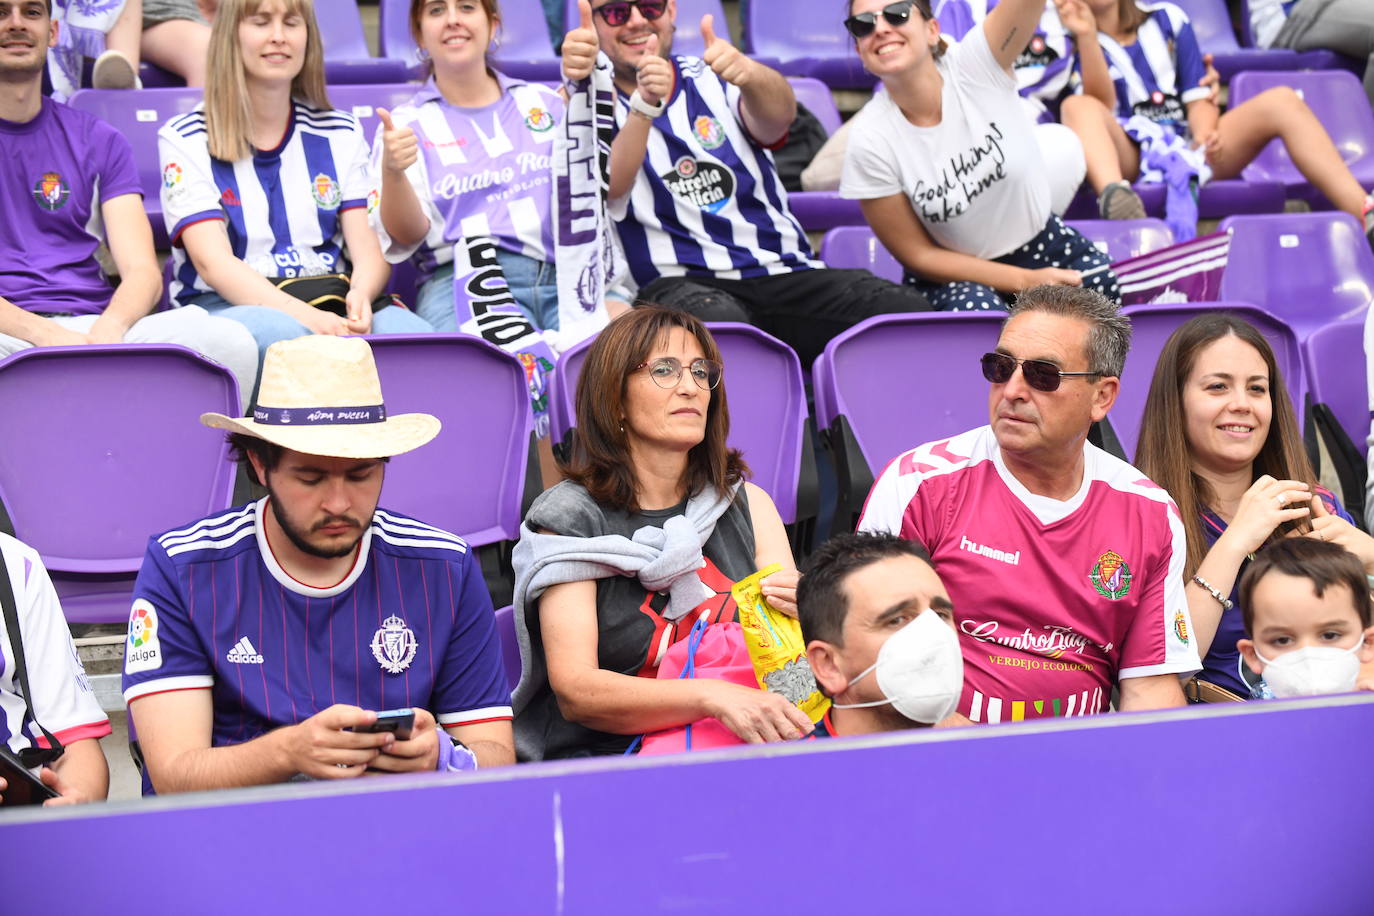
[{"x1": 1191, "y1": 574, "x2": 1234, "y2": 611}]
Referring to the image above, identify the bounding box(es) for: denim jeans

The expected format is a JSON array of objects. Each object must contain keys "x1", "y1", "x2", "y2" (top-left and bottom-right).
[{"x1": 415, "y1": 249, "x2": 560, "y2": 333}]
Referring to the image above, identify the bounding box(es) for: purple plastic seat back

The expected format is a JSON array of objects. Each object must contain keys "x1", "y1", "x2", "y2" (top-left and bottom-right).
[
  {"x1": 1218, "y1": 212, "x2": 1374, "y2": 339},
  {"x1": 494, "y1": 604, "x2": 521, "y2": 691},
  {"x1": 324, "y1": 83, "x2": 427, "y2": 150},
  {"x1": 0, "y1": 345, "x2": 239, "y2": 623},
  {"x1": 788, "y1": 76, "x2": 841, "y2": 134},
  {"x1": 1061, "y1": 178, "x2": 1286, "y2": 221},
  {"x1": 1229, "y1": 70, "x2": 1374, "y2": 207},
  {"x1": 1170, "y1": 0, "x2": 1241, "y2": 52},
  {"x1": 364, "y1": 334, "x2": 534, "y2": 546},
  {"x1": 545, "y1": 323, "x2": 810, "y2": 523},
  {"x1": 316, "y1": 2, "x2": 410, "y2": 83},
  {"x1": 67, "y1": 88, "x2": 203, "y2": 248},
  {"x1": 1304, "y1": 317, "x2": 1369, "y2": 457},
  {"x1": 818, "y1": 226, "x2": 903, "y2": 283},
  {"x1": 565, "y1": 0, "x2": 729, "y2": 57},
  {"x1": 1160, "y1": 0, "x2": 1350, "y2": 78},
  {"x1": 814, "y1": 313, "x2": 1005, "y2": 476},
  {"x1": 1116, "y1": 302, "x2": 1303, "y2": 461},
  {"x1": 1065, "y1": 218, "x2": 1176, "y2": 262},
  {"x1": 743, "y1": 0, "x2": 875, "y2": 88},
  {"x1": 378, "y1": 0, "x2": 423, "y2": 70}
]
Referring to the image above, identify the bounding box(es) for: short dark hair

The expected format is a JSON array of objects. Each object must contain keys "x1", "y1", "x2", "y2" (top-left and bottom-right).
[
  {"x1": 1007, "y1": 284, "x2": 1132, "y2": 378},
  {"x1": 1239, "y1": 538, "x2": 1373, "y2": 634},
  {"x1": 227, "y1": 433, "x2": 285, "y2": 487},
  {"x1": 797, "y1": 532, "x2": 933, "y2": 647}
]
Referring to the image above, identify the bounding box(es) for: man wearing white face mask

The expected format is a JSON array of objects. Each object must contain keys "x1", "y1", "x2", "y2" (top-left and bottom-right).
[
  {"x1": 1237, "y1": 538, "x2": 1374, "y2": 699},
  {"x1": 798, "y1": 533, "x2": 965, "y2": 737}
]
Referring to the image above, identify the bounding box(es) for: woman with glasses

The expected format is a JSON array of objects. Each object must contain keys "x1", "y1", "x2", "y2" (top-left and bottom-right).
[
  {"x1": 509, "y1": 307, "x2": 812, "y2": 760},
  {"x1": 1135, "y1": 314, "x2": 1374, "y2": 701},
  {"x1": 839, "y1": 0, "x2": 1119, "y2": 312},
  {"x1": 372, "y1": 0, "x2": 574, "y2": 332}
]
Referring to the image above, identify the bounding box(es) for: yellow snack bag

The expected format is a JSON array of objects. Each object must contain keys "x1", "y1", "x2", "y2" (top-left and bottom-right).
[{"x1": 732, "y1": 564, "x2": 831, "y2": 724}]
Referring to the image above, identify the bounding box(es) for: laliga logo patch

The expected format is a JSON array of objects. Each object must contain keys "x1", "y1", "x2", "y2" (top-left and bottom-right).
[
  {"x1": 661, "y1": 157, "x2": 735, "y2": 214},
  {"x1": 367, "y1": 188, "x2": 380, "y2": 214},
  {"x1": 692, "y1": 115, "x2": 725, "y2": 150},
  {"x1": 524, "y1": 106, "x2": 554, "y2": 133},
  {"x1": 1015, "y1": 34, "x2": 1058, "y2": 68},
  {"x1": 371, "y1": 615, "x2": 418, "y2": 674},
  {"x1": 1089, "y1": 549, "x2": 1133, "y2": 600},
  {"x1": 125, "y1": 600, "x2": 163, "y2": 673},
  {"x1": 32, "y1": 171, "x2": 70, "y2": 211},
  {"x1": 162, "y1": 162, "x2": 183, "y2": 188},
  {"x1": 311, "y1": 172, "x2": 342, "y2": 209}
]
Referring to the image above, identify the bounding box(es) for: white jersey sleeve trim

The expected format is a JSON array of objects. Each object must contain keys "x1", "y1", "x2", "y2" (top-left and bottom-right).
[
  {"x1": 439, "y1": 706, "x2": 514, "y2": 726},
  {"x1": 1118, "y1": 661, "x2": 1199, "y2": 680},
  {"x1": 124, "y1": 674, "x2": 215, "y2": 703}
]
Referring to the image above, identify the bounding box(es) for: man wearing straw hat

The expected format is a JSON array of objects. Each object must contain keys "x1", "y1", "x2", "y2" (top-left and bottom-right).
[{"x1": 122, "y1": 336, "x2": 514, "y2": 794}]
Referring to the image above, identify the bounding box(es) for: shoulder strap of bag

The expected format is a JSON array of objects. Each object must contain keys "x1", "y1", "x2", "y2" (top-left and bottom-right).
[{"x1": 0, "y1": 549, "x2": 64, "y2": 768}]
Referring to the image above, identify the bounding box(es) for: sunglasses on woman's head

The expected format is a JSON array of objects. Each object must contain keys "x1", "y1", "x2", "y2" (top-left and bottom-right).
[
  {"x1": 593, "y1": 0, "x2": 668, "y2": 27},
  {"x1": 844, "y1": 0, "x2": 920, "y2": 38},
  {"x1": 980, "y1": 352, "x2": 1103, "y2": 392}
]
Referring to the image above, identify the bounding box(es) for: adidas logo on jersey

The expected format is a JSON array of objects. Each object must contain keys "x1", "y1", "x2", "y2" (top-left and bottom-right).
[{"x1": 227, "y1": 636, "x2": 264, "y2": 665}]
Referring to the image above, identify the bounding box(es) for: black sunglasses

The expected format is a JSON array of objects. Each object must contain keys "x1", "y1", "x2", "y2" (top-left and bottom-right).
[
  {"x1": 593, "y1": 0, "x2": 668, "y2": 27},
  {"x1": 844, "y1": 0, "x2": 922, "y2": 39},
  {"x1": 980, "y1": 352, "x2": 1103, "y2": 392}
]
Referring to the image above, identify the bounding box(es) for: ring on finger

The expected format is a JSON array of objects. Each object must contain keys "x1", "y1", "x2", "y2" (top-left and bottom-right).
[{"x1": 1276, "y1": 492, "x2": 1287, "y2": 508}]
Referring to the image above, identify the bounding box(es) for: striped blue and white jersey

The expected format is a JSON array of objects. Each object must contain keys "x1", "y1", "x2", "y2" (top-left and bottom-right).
[
  {"x1": 935, "y1": 0, "x2": 1075, "y2": 109},
  {"x1": 1073, "y1": 3, "x2": 1210, "y2": 134},
  {"x1": 122, "y1": 499, "x2": 511, "y2": 783},
  {"x1": 158, "y1": 101, "x2": 373, "y2": 305},
  {"x1": 611, "y1": 56, "x2": 822, "y2": 288}
]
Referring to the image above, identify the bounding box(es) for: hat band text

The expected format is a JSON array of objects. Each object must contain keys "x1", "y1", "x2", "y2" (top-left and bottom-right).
[{"x1": 253, "y1": 404, "x2": 388, "y2": 426}]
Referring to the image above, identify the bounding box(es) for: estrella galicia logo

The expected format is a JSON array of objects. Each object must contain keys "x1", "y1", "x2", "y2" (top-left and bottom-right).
[
  {"x1": 1014, "y1": 33, "x2": 1058, "y2": 69},
  {"x1": 32, "y1": 171, "x2": 70, "y2": 211},
  {"x1": 660, "y1": 157, "x2": 734, "y2": 214},
  {"x1": 1132, "y1": 90, "x2": 1185, "y2": 126}
]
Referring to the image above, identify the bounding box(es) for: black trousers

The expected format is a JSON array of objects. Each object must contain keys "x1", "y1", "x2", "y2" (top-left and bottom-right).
[{"x1": 638, "y1": 267, "x2": 931, "y2": 366}]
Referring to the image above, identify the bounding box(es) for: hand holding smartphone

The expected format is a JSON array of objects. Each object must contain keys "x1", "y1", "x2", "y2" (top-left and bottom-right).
[
  {"x1": 348, "y1": 708, "x2": 415, "y2": 741},
  {"x1": 0, "y1": 747, "x2": 59, "y2": 807}
]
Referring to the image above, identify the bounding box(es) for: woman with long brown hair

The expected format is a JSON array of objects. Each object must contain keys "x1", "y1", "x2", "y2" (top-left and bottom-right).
[
  {"x1": 510, "y1": 307, "x2": 810, "y2": 760},
  {"x1": 1136, "y1": 314, "x2": 1374, "y2": 699}
]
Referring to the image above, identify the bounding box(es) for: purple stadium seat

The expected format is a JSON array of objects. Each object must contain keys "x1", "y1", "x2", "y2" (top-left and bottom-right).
[
  {"x1": 0, "y1": 345, "x2": 239, "y2": 624},
  {"x1": 565, "y1": 0, "x2": 730, "y2": 58},
  {"x1": 1228, "y1": 70, "x2": 1374, "y2": 210},
  {"x1": 67, "y1": 88, "x2": 203, "y2": 249},
  {"x1": 788, "y1": 75, "x2": 841, "y2": 134},
  {"x1": 742, "y1": 0, "x2": 877, "y2": 89},
  {"x1": 1304, "y1": 317, "x2": 1369, "y2": 457},
  {"x1": 316, "y1": 1, "x2": 410, "y2": 83},
  {"x1": 813, "y1": 312, "x2": 1004, "y2": 529},
  {"x1": 1061, "y1": 178, "x2": 1287, "y2": 221},
  {"x1": 378, "y1": 0, "x2": 424, "y2": 72},
  {"x1": 787, "y1": 193, "x2": 866, "y2": 231},
  {"x1": 545, "y1": 323, "x2": 815, "y2": 525},
  {"x1": 494, "y1": 604, "x2": 521, "y2": 691},
  {"x1": 1115, "y1": 302, "x2": 1303, "y2": 461},
  {"x1": 1218, "y1": 212, "x2": 1374, "y2": 340},
  {"x1": 1170, "y1": 0, "x2": 1352, "y2": 80},
  {"x1": 1065, "y1": 218, "x2": 1176, "y2": 262},
  {"x1": 818, "y1": 225, "x2": 903, "y2": 282},
  {"x1": 324, "y1": 83, "x2": 427, "y2": 149},
  {"x1": 363, "y1": 334, "x2": 534, "y2": 547}
]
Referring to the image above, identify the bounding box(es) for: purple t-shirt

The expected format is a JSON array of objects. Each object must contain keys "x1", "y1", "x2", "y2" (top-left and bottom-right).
[{"x1": 0, "y1": 99, "x2": 142, "y2": 316}]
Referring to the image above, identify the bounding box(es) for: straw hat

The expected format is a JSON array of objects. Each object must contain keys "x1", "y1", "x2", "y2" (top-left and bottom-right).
[{"x1": 201, "y1": 336, "x2": 440, "y2": 458}]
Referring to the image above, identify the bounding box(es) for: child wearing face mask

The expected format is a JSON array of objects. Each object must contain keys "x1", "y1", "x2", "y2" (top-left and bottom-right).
[{"x1": 1236, "y1": 538, "x2": 1374, "y2": 699}]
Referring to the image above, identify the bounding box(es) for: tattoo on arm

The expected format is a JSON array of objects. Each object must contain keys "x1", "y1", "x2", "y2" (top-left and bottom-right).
[{"x1": 1000, "y1": 27, "x2": 1018, "y2": 52}]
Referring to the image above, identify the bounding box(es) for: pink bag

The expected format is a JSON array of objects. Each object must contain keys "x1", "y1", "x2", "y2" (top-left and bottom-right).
[{"x1": 638, "y1": 619, "x2": 756, "y2": 755}]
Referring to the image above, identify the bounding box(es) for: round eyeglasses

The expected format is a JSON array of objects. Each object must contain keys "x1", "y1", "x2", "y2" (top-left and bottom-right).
[{"x1": 633, "y1": 357, "x2": 723, "y2": 390}]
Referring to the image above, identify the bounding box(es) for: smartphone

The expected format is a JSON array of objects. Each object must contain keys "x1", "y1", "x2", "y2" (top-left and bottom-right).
[
  {"x1": 351, "y1": 708, "x2": 414, "y2": 741},
  {"x1": 0, "y1": 746, "x2": 59, "y2": 807}
]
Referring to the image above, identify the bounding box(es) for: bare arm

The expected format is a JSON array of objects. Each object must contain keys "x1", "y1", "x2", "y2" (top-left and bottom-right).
[
  {"x1": 40, "y1": 737, "x2": 109, "y2": 805},
  {"x1": 444, "y1": 720, "x2": 515, "y2": 768},
  {"x1": 984, "y1": 0, "x2": 1049, "y2": 72},
  {"x1": 747, "y1": 482, "x2": 801, "y2": 617},
  {"x1": 609, "y1": 111, "x2": 655, "y2": 201},
  {"x1": 130, "y1": 689, "x2": 394, "y2": 793},
  {"x1": 1186, "y1": 97, "x2": 1220, "y2": 145},
  {"x1": 375, "y1": 107, "x2": 431, "y2": 250},
  {"x1": 89, "y1": 192, "x2": 162, "y2": 343},
  {"x1": 340, "y1": 208, "x2": 389, "y2": 302},
  {"x1": 1056, "y1": 0, "x2": 1114, "y2": 109},
  {"x1": 1117, "y1": 672, "x2": 1186, "y2": 711},
  {"x1": 0, "y1": 296, "x2": 91, "y2": 347},
  {"x1": 700, "y1": 14, "x2": 794, "y2": 145},
  {"x1": 860, "y1": 194, "x2": 1078, "y2": 293}
]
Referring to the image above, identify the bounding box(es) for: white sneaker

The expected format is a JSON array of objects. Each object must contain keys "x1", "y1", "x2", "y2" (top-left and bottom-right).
[{"x1": 92, "y1": 50, "x2": 139, "y2": 90}]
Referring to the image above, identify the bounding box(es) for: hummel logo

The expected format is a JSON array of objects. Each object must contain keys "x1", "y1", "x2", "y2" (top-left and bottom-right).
[{"x1": 227, "y1": 636, "x2": 264, "y2": 664}]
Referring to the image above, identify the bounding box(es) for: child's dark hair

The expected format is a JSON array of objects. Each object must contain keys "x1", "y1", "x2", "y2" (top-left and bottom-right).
[{"x1": 1239, "y1": 538, "x2": 1373, "y2": 634}]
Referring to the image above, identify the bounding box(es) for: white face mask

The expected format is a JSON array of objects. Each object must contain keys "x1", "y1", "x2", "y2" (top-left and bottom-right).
[
  {"x1": 1253, "y1": 635, "x2": 1366, "y2": 698},
  {"x1": 833, "y1": 608, "x2": 964, "y2": 724}
]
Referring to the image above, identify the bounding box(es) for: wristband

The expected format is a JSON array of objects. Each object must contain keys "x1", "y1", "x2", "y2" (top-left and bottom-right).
[
  {"x1": 1191, "y1": 574, "x2": 1234, "y2": 611},
  {"x1": 435, "y1": 734, "x2": 478, "y2": 772},
  {"x1": 629, "y1": 90, "x2": 667, "y2": 119}
]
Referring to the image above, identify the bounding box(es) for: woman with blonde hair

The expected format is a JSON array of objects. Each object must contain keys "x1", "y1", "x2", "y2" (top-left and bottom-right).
[
  {"x1": 158, "y1": 0, "x2": 432, "y2": 375},
  {"x1": 1136, "y1": 313, "x2": 1374, "y2": 700}
]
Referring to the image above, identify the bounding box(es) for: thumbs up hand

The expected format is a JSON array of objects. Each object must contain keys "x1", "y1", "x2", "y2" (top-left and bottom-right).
[
  {"x1": 562, "y1": 0, "x2": 599, "y2": 82},
  {"x1": 700, "y1": 13, "x2": 753, "y2": 87},
  {"x1": 635, "y1": 32, "x2": 673, "y2": 105},
  {"x1": 376, "y1": 108, "x2": 418, "y2": 174}
]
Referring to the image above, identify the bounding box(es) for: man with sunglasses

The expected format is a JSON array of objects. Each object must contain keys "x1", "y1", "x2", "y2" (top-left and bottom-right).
[
  {"x1": 561, "y1": 0, "x2": 930, "y2": 367},
  {"x1": 859, "y1": 285, "x2": 1198, "y2": 723}
]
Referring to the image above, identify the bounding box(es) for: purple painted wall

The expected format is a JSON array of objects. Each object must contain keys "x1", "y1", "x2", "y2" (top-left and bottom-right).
[{"x1": 3, "y1": 696, "x2": 1370, "y2": 914}]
